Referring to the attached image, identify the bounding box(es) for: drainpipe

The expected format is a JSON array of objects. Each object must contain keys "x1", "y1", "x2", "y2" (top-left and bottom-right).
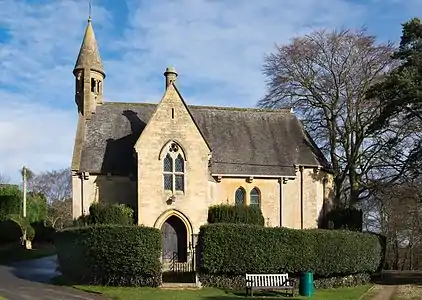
[
  {"x1": 80, "y1": 172, "x2": 84, "y2": 216},
  {"x1": 322, "y1": 176, "x2": 328, "y2": 228},
  {"x1": 299, "y1": 166, "x2": 304, "y2": 229},
  {"x1": 279, "y1": 177, "x2": 284, "y2": 227},
  {"x1": 80, "y1": 172, "x2": 87, "y2": 216}
]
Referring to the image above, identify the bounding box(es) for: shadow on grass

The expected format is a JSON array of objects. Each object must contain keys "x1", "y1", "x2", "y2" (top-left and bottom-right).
[
  {"x1": 202, "y1": 289, "x2": 300, "y2": 299},
  {"x1": 201, "y1": 296, "x2": 303, "y2": 300},
  {"x1": 372, "y1": 271, "x2": 422, "y2": 286},
  {"x1": 202, "y1": 296, "x2": 300, "y2": 300},
  {"x1": 51, "y1": 276, "x2": 105, "y2": 296}
]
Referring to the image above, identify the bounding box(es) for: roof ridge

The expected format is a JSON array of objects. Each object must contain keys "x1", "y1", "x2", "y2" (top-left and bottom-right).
[
  {"x1": 102, "y1": 101, "x2": 292, "y2": 113},
  {"x1": 103, "y1": 101, "x2": 157, "y2": 105},
  {"x1": 188, "y1": 104, "x2": 291, "y2": 113}
]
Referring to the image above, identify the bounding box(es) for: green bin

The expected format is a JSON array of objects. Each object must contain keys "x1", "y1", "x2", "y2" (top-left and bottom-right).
[{"x1": 299, "y1": 271, "x2": 314, "y2": 297}]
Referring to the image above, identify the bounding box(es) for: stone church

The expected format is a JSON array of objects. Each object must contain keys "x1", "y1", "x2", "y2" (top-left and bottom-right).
[{"x1": 71, "y1": 18, "x2": 333, "y2": 261}]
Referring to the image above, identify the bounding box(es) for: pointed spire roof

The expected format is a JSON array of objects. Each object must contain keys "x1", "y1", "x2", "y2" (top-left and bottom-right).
[{"x1": 73, "y1": 18, "x2": 105, "y2": 77}]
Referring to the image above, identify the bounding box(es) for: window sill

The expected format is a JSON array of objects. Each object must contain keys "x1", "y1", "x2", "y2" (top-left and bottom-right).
[{"x1": 163, "y1": 190, "x2": 185, "y2": 196}]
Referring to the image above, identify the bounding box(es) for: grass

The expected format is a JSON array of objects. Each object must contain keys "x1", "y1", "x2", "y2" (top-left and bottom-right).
[
  {"x1": 0, "y1": 243, "x2": 56, "y2": 265},
  {"x1": 392, "y1": 285, "x2": 422, "y2": 300},
  {"x1": 71, "y1": 284, "x2": 373, "y2": 300}
]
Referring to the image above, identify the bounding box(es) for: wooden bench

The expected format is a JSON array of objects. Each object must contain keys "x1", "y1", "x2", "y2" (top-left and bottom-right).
[{"x1": 245, "y1": 273, "x2": 296, "y2": 297}]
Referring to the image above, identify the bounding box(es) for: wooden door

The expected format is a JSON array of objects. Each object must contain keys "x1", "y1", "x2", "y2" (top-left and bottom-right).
[{"x1": 162, "y1": 220, "x2": 178, "y2": 260}]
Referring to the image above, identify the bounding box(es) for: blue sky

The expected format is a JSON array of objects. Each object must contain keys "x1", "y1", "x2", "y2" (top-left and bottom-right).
[{"x1": 0, "y1": 0, "x2": 420, "y2": 183}]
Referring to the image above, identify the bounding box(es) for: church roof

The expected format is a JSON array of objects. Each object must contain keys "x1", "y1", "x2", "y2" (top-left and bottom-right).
[
  {"x1": 78, "y1": 102, "x2": 331, "y2": 177},
  {"x1": 73, "y1": 19, "x2": 105, "y2": 76}
]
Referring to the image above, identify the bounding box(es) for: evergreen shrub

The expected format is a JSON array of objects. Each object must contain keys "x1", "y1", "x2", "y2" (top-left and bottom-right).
[
  {"x1": 207, "y1": 204, "x2": 264, "y2": 226},
  {"x1": 198, "y1": 223, "x2": 382, "y2": 289},
  {"x1": 55, "y1": 225, "x2": 161, "y2": 286}
]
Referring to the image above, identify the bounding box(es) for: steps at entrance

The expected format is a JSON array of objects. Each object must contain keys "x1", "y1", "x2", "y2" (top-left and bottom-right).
[{"x1": 160, "y1": 282, "x2": 199, "y2": 289}]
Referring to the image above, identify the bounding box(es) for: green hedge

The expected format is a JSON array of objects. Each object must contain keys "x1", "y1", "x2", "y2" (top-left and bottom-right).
[
  {"x1": 88, "y1": 203, "x2": 134, "y2": 225},
  {"x1": 198, "y1": 224, "x2": 382, "y2": 281},
  {"x1": 322, "y1": 207, "x2": 363, "y2": 231},
  {"x1": 0, "y1": 219, "x2": 22, "y2": 243},
  {"x1": 55, "y1": 225, "x2": 161, "y2": 286},
  {"x1": 8, "y1": 214, "x2": 35, "y2": 241},
  {"x1": 31, "y1": 221, "x2": 56, "y2": 244},
  {"x1": 0, "y1": 185, "x2": 22, "y2": 220},
  {"x1": 207, "y1": 204, "x2": 264, "y2": 226}
]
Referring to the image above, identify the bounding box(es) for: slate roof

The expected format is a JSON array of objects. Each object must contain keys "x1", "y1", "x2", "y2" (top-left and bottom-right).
[{"x1": 78, "y1": 102, "x2": 331, "y2": 177}]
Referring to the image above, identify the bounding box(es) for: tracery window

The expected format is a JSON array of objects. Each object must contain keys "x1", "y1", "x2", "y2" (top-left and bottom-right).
[{"x1": 163, "y1": 142, "x2": 185, "y2": 192}]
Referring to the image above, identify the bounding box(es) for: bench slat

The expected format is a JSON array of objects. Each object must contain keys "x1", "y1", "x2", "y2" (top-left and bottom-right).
[{"x1": 246, "y1": 273, "x2": 292, "y2": 288}]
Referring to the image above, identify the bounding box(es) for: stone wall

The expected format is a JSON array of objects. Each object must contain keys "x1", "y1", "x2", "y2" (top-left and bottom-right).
[
  {"x1": 134, "y1": 84, "x2": 212, "y2": 233},
  {"x1": 72, "y1": 174, "x2": 136, "y2": 219}
]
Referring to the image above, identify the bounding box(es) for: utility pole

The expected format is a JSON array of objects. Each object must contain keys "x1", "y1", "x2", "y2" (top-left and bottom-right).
[
  {"x1": 21, "y1": 166, "x2": 30, "y2": 249},
  {"x1": 22, "y1": 166, "x2": 27, "y2": 218}
]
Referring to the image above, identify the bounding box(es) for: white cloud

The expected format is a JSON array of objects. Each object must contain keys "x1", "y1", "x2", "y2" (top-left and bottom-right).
[
  {"x1": 110, "y1": 0, "x2": 366, "y2": 106},
  {"x1": 0, "y1": 0, "x2": 417, "y2": 181},
  {"x1": 0, "y1": 92, "x2": 76, "y2": 181}
]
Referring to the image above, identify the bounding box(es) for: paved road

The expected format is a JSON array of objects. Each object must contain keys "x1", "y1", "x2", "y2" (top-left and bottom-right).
[{"x1": 0, "y1": 256, "x2": 106, "y2": 300}]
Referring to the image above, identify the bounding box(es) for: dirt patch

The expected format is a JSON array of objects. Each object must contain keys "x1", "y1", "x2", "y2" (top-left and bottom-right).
[{"x1": 393, "y1": 285, "x2": 422, "y2": 300}]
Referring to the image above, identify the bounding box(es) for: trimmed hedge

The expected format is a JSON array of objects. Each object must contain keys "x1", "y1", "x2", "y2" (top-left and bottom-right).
[
  {"x1": 31, "y1": 221, "x2": 56, "y2": 244},
  {"x1": 88, "y1": 203, "x2": 134, "y2": 225},
  {"x1": 198, "y1": 224, "x2": 382, "y2": 288},
  {"x1": 207, "y1": 204, "x2": 264, "y2": 226},
  {"x1": 55, "y1": 225, "x2": 161, "y2": 286},
  {"x1": 0, "y1": 219, "x2": 22, "y2": 243}
]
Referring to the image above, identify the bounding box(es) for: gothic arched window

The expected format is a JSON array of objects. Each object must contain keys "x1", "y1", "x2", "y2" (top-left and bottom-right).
[
  {"x1": 235, "y1": 187, "x2": 246, "y2": 206},
  {"x1": 163, "y1": 143, "x2": 185, "y2": 192},
  {"x1": 250, "y1": 188, "x2": 261, "y2": 209}
]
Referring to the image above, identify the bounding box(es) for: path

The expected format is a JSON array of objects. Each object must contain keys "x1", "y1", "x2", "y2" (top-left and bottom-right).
[
  {"x1": 0, "y1": 255, "x2": 106, "y2": 300},
  {"x1": 369, "y1": 285, "x2": 397, "y2": 300},
  {"x1": 369, "y1": 270, "x2": 422, "y2": 300}
]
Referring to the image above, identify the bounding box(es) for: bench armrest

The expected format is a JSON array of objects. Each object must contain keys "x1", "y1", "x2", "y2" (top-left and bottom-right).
[{"x1": 286, "y1": 278, "x2": 297, "y2": 288}]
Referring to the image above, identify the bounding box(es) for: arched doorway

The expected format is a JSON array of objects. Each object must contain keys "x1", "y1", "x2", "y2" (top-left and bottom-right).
[{"x1": 161, "y1": 215, "x2": 188, "y2": 262}]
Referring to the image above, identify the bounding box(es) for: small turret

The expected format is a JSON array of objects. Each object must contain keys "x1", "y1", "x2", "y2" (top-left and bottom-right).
[
  {"x1": 164, "y1": 67, "x2": 178, "y2": 89},
  {"x1": 73, "y1": 17, "x2": 105, "y2": 118}
]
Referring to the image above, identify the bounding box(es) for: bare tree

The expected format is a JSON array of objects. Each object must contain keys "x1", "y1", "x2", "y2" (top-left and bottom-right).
[
  {"x1": 30, "y1": 168, "x2": 72, "y2": 229},
  {"x1": 0, "y1": 173, "x2": 10, "y2": 184},
  {"x1": 47, "y1": 198, "x2": 72, "y2": 229},
  {"x1": 259, "y1": 28, "x2": 411, "y2": 205},
  {"x1": 367, "y1": 178, "x2": 422, "y2": 270},
  {"x1": 31, "y1": 168, "x2": 71, "y2": 204}
]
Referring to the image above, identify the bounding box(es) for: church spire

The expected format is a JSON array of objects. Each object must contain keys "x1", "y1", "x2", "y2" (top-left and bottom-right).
[
  {"x1": 73, "y1": 17, "x2": 105, "y2": 77},
  {"x1": 73, "y1": 14, "x2": 105, "y2": 118}
]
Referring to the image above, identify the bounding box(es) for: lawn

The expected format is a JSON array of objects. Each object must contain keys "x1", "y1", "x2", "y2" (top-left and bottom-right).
[
  {"x1": 0, "y1": 243, "x2": 56, "y2": 265},
  {"x1": 75, "y1": 284, "x2": 373, "y2": 300}
]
